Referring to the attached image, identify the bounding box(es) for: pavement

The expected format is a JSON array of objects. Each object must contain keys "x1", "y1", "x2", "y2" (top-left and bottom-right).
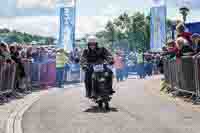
[
  {"x1": 19, "y1": 76, "x2": 200, "y2": 133},
  {"x1": 0, "y1": 90, "x2": 48, "y2": 133}
]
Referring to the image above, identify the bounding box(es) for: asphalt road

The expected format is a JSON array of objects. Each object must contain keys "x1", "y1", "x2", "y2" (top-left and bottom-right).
[{"x1": 22, "y1": 79, "x2": 200, "y2": 133}]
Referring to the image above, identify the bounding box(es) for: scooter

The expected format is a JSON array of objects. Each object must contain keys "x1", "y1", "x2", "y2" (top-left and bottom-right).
[{"x1": 90, "y1": 64, "x2": 114, "y2": 110}]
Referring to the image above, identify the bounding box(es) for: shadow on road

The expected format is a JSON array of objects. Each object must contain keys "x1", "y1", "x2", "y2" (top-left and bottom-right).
[{"x1": 84, "y1": 106, "x2": 119, "y2": 113}]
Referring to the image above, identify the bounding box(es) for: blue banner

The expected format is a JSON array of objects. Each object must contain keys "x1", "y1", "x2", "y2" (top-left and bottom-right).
[
  {"x1": 150, "y1": 6, "x2": 166, "y2": 51},
  {"x1": 58, "y1": 6, "x2": 76, "y2": 52}
]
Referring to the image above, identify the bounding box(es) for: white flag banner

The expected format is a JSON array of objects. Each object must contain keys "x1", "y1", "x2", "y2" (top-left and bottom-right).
[{"x1": 151, "y1": 0, "x2": 165, "y2": 7}]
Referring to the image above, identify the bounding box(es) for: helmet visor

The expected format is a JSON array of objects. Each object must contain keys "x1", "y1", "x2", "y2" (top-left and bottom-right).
[{"x1": 88, "y1": 42, "x2": 97, "y2": 46}]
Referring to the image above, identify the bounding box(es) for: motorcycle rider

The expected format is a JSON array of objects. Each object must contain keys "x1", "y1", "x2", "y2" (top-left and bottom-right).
[{"x1": 80, "y1": 35, "x2": 114, "y2": 109}]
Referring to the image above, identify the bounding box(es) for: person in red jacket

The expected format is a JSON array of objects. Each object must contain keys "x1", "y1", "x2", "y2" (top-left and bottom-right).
[{"x1": 176, "y1": 23, "x2": 193, "y2": 45}]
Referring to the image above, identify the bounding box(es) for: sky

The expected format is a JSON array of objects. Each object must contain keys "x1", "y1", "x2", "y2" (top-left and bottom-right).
[{"x1": 0, "y1": 0, "x2": 200, "y2": 38}]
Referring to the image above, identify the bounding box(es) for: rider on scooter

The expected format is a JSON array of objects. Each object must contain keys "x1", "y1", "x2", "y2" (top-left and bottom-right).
[{"x1": 80, "y1": 35, "x2": 114, "y2": 105}]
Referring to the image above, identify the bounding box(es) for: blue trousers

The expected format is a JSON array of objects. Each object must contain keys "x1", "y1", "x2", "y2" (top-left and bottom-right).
[
  {"x1": 56, "y1": 68, "x2": 64, "y2": 87},
  {"x1": 116, "y1": 69, "x2": 123, "y2": 82},
  {"x1": 123, "y1": 66, "x2": 129, "y2": 79},
  {"x1": 137, "y1": 63, "x2": 145, "y2": 78}
]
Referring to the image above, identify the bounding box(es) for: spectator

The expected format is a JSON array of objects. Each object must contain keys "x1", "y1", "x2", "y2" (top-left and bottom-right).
[
  {"x1": 165, "y1": 40, "x2": 178, "y2": 60},
  {"x1": 144, "y1": 52, "x2": 153, "y2": 76},
  {"x1": 114, "y1": 52, "x2": 124, "y2": 82},
  {"x1": 137, "y1": 50, "x2": 145, "y2": 79},
  {"x1": 26, "y1": 47, "x2": 33, "y2": 59},
  {"x1": 0, "y1": 42, "x2": 11, "y2": 62},
  {"x1": 10, "y1": 45, "x2": 26, "y2": 93},
  {"x1": 39, "y1": 47, "x2": 48, "y2": 62},
  {"x1": 20, "y1": 50, "x2": 26, "y2": 59},
  {"x1": 56, "y1": 48, "x2": 68, "y2": 88},
  {"x1": 176, "y1": 37, "x2": 194, "y2": 56},
  {"x1": 176, "y1": 23, "x2": 192, "y2": 45},
  {"x1": 191, "y1": 33, "x2": 200, "y2": 53},
  {"x1": 70, "y1": 48, "x2": 80, "y2": 63},
  {"x1": 32, "y1": 47, "x2": 40, "y2": 62}
]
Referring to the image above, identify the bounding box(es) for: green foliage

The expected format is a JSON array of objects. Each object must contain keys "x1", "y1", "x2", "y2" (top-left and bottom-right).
[
  {"x1": 95, "y1": 11, "x2": 173, "y2": 52},
  {"x1": 0, "y1": 28, "x2": 55, "y2": 45}
]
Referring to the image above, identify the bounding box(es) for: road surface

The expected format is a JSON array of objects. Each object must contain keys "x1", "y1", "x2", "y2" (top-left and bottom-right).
[{"x1": 22, "y1": 78, "x2": 200, "y2": 133}]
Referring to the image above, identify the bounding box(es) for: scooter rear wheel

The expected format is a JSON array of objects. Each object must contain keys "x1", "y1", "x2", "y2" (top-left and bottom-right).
[
  {"x1": 104, "y1": 101, "x2": 110, "y2": 110},
  {"x1": 98, "y1": 101, "x2": 103, "y2": 108}
]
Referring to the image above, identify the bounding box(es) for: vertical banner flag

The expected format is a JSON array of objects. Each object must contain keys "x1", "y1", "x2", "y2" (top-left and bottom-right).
[
  {"x1": 58, "y1": 0, "x2": 76, "y2": 52},
  {"x1": 150, "y1": 0, "x2": 166, "y2": 51}
]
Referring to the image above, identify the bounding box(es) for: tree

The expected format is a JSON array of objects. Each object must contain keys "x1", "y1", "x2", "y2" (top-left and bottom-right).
[
  {"x1": 9, "y1": 33, "x2": 24, "y2": 43},
  {"x1": 96, "y1": 11, "x2": 172, "y2": 52},
  {"x1": 105, "y1": 21, "x2": 116, "y2": 50}
]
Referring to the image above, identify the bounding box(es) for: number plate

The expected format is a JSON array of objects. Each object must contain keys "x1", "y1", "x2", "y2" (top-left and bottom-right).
[{"x1": 93, "y1": 65, "x2": 104, "y2": 72}]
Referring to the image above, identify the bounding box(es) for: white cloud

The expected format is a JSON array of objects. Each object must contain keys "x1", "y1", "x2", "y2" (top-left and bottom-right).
[
  {"x1": 0, "y1": 16, "x2": 59, "y2": 37},
  {"x1": 0, "y1": 15, "x2": 111, "y2": 39},
  {"x1": 101, "y1": 4, "x2": 122, "y2": 16},
  {"x1": 76, "y1": 16, "x2": 113, "y2": 38},
  {"x1": 16, "y1": 0, "x2": 56, "y2": 9}
]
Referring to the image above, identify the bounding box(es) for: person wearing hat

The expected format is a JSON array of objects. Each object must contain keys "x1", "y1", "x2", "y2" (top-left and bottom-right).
[
  {"x1": 191, "y1": 33, "x2": 200, "y2": 53},
  {"x1": 164, "y1": 39, "x2": 178, "y2": 59},
  {"x1": 136, "y1": 50, "x2": 145, "y2": 79},
  {"x1": 56, "y1": 48, "x2": 68, "y2": 88},
  {"x1": 80, "y1": 35, "x2": 114, "y2": 99},
  {"x1": 176, "y1": 23, "x2": 192, "y2": 45}
]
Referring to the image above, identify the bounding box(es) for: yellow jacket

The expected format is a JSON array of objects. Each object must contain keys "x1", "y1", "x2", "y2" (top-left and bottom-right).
[
  {"x1": 56, "y1": 52, "x2": 68, "y2": 68},
  {"x1": 137, "y1": 53, "x2": 144, "y2": 64}
]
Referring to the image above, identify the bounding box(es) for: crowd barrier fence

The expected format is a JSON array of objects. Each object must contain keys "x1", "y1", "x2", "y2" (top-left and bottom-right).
[
  {"x1": 0, "y1": 62, "x2": 16, "y2": 96},
  {"x1": 64, "y1": 63, "x2": 85, "y2": 83},
  {"x1": 163, "y1": 55, "x2": 200, "y2": 103}
]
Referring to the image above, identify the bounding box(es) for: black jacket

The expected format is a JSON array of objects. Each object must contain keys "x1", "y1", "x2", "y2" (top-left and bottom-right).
[{"x1": 80, "y1": 47, "x2": 114, "y2": 69}]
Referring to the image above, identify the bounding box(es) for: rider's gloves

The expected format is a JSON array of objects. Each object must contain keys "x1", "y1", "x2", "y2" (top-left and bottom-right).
[
  {"x1": 83, "y1": 65, "x2": 92, "y2": 72},
  {"x1": 109, "y1": 60, "x2": 114, "y2": 65},
  {"x1": 82, "y1": 65, "x2": 89, "y2": 71}
]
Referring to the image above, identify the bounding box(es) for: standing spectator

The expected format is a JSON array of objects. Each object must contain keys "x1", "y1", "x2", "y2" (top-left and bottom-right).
[
  {"x1": 20, "y1": 50, "x2": 26, "y2": 59},
  {"x1": 32, "y1": 47, "x2": 40, "y2": 62},
  {"x1": 137, "y1": 50, "x2": 145, "y2": 79},
  {"x1": 114, "y1": 52, "x2": 124, "y2": 82},
  {"x1": 0, "y1": 42, "x2": 11, "y2": 61},
  {"x1": 176, "y1": 37, "x2": 194, "y2": 56},
  {"x1": 166, "y1": 40, "x2": 178, "y2": 60},
  {"x1": 56, "y1": 48, "x2": 68, "y2": 88},
  {"x1": 176, "y1": 23, "x2": 192, "y2": 45},
  {"x1": 39, "y1": 47, "x2": 49, "y2": 62},
  {"x1": 191, "y1": 33, "x2": 200, "y2": 53},
  {"x1": 144, "y1": 52, "x2": 153, "y2": 76},
  {"x1": 26, "y1": 47, "x2": 33, "y2": 59},
  {"x1": 10, "y1": 45, "x2": 26, "y2": 93},
  {"x1": 123, "y1": 55, "x2": 129, "y2": 80},
  {"x1": 70, "y1": 48, "x2": 80, "y2": 64}
]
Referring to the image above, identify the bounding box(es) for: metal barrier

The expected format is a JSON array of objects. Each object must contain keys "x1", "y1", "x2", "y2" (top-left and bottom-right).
[
  {"x1": 163, "y1": 56, "x2": 200, "y2": 102},
  {"x1": 0, "y1": 60, "x2": 86, "y2": 102},
  {"x1": 22, "y1": 61, "x2": 32, "y2": 91},
  {"x1": 194, "y1": 55, "x2": 200, "y2": 99},
  {"x1": 40, "y1": 61, "x2": 56, "y2": 87},
  {"x1": 0, "y1": 62, "x2": 16, "y2": 95},
  {"x1": 64, "y1": 63, "x2": 84, "y2": 83},
  {"x1": 31, "y1": 61, "x2": 56, "y2": 88},
  {"x1": 179, "y1": 56, "x2": 196, "y2": 94}
]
